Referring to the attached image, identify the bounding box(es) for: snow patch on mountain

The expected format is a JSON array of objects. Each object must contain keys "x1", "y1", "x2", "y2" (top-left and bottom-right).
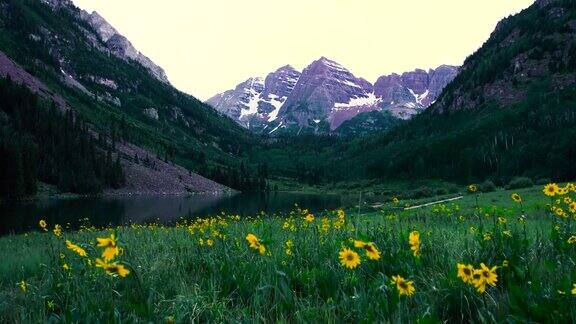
[
  {"x1": 208, "y1": 58, "x2": 458, "y2": 135},
  {"x1": 239, "y1": 78, "x2": 264, "y2": 119},
  {"x1": 207, "y1": 65, "x2": 301, "y2": 127},
  {"x1": 334, "y1": 93, "x2": 381, "y2": 110}
]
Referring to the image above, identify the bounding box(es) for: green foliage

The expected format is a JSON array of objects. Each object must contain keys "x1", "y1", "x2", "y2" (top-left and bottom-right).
[
  {"x1": 336, "y1": 110, "x2": 402, "y2": 137},
  {"x1": 479, "y1": 180, "x2": 497, "y2": 193},
  {"x1": 0, "y1": 77, "x2": 124, "y2": 198},
  {"x1": 507, "y1": 177, "x2": 534, "y2": 190},
  {"x1": 1, "y1": 187, "x2": 575, "y2": 322}
]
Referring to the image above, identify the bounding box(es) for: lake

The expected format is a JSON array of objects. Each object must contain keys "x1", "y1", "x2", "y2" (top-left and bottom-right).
[{"x1": 0, "y1": 192, "x2": 350, "y2": 235}]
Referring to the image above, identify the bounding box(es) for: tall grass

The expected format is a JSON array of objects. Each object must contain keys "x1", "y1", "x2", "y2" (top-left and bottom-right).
[{"x1": 0, "y1": 186, "x2": 575, "y2": 322}]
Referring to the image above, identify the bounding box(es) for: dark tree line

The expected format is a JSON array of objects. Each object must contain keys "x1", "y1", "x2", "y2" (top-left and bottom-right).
[
  {"x1": 206, "y1": 162, "x2": 269, "y2": 192},
  {"x1": 0, "y1": 77, "x2": 124, "y2": 199}
]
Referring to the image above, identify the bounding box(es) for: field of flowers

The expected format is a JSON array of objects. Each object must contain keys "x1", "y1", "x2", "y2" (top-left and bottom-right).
[{"x1": 0, "y1": 183, "x2": 575, "y2": 322}]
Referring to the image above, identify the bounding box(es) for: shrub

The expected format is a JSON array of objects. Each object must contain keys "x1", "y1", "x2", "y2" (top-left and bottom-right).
[
  {"x1": 410, "y1": 186, "x2": 433, "y2": 199},
  {"x1": 435, "y1": 188, "x2": 449, "y2": 196},
  {"x1": 506, "y1": 177, "x2": 534, "y2": 189},
  {"x1": 479, "y1": 180, "x2": 496, "y2": 192},
  {"x1": 535, "y1": 178, "x2": 551, "y2": 185},
  {"x1": 446, "y1": 184, "x2": 460, "y2": 194}
]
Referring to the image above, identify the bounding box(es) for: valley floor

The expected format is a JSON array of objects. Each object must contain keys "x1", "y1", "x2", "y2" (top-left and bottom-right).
[{"x1": 0, "y1": 184, "x2": 575, "y2": 322}]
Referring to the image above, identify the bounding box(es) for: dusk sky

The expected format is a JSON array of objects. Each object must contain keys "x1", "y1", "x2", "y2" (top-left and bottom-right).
[{"x1": 72, "y1": 0, "x2": 534, "y2": 100}]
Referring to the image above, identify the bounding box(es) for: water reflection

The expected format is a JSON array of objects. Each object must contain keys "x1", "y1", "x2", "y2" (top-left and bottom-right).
[{"x1": 0, "y1": 192, "x2": 343, "y2": 235}]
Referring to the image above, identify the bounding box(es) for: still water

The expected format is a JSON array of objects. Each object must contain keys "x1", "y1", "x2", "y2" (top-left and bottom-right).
[{"x1": 0, "y1": 192, "x2": 346, "y2": 235}]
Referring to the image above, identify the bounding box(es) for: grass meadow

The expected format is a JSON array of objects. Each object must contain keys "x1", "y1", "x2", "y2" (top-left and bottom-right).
[{"x1": 0, "y1": 184, "x2": 575, "y2": 322}]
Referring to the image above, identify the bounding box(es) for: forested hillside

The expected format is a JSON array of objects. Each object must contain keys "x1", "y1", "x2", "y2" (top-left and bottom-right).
[
  {"x1": 0, "y1": 0, "x2": 266, "y2": 196},
  {"x1": 0, "y1": 77, "x2": 124, "y2": 199},
  {"x1": 357, "y1": 0, "x2": 576, "y2": 184},
  {"x1": 251, "y1": 0, "x2": 576, "y2": 186}
]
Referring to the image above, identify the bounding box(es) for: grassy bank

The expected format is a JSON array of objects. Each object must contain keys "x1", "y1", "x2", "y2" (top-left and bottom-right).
[{"x1": 0, "y1": 184, "x2": 575, "y2": 322}]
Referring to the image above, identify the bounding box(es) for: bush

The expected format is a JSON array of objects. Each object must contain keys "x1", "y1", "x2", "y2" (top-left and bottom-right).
[
  {"x1": 479, "y1": 180, "x2": 497, "y2": 192},
  {"x1": 506, "y1": 177, "x2": 534, "y2": 189},
  {"x1": 435, "y1": 188, "x2": 449, "y2": 196},
  {"x1": 446, "y1": 184, "x2": 460, "y2": 194},
  {"x1": 409, "y1": 186, "x2": 433, "y2": 199},
  {"x1": 535, "y1": 178, "x2": 551, "y2": 185}
]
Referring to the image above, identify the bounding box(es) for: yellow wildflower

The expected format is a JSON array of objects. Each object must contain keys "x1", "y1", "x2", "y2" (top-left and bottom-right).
[
  {"x1": 354, "y1": 240, "x2": 381, "y2": 260},
  {"x1": 304, "y1": 213, "x2": 315, "y2": 223},
  {"x1": 65, "y1": 240, "x2": 87, "y2": 257},
  {"x1": 472, "y1": 263, "x2": 498, "y2": 294},
  {"x1": 518, "y1": 215, "x2": 526, "y2": 224},
  {"x1": 391, "y1": 275, "x2": 415, "y2": 297},
  {"x1": 409, "y1": 231, "x2": 420, "y2": 257},
  {"x1": 569, "y1": 202, "x2": 576, "y2": 214},
  {"x1": 53, "y1": 224, "x2": 62, "y2": 237},
  {"x1": 457, "y1": 263, "x2": 474, "y2": 284},
  {"x1": 245, "y1": 233, "x2": 266, "y2": 255},
  {"x1": 543, "y1": 183, "x2": 559, "y2": 197},
  {"x1": 95, "y1": 258, "x2": 130, "y2": 277},
  {"x1": 338, "y1": 247, "x2": 360, "y2": 269},
  {"x1": 19, "y1": 280, "x2": 27, "y2": 293},
  {"x1": 39, "y1": 220, "x2": 47, "y2": 231},
  {"x1": 96, "y1": 234, "x2": 121, "y2": 262},
  {"x1": 511, "y1": 193, "x2": 522, "y2": 203},
  {"x1": 353, "y1": 239, "x2": 365, "y2": 248},
  {"x1": 468, "y1": 184, "x2": 477, "y2": 193},
  {"x1": 555, "y1": 208, "x2": 567, "y2": 218},
  {"x1": 568, "y1": 236, "x2": 576, "y2": 244}
]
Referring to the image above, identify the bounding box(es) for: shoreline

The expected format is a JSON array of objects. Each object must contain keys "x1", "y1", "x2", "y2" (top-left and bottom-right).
[{"x1": 0, "y1": 189, "x2": 239, "y2": 204}]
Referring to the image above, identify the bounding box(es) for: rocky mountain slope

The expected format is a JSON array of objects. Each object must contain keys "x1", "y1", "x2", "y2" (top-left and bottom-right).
[
  {"x1": 0, "y1": 0, "x2": 256, "y2": 194},
  {"x1": 80, "y1": 11, "x2": 169, "y2": 84},
  {"x1": 270, "y1": 0, "x2": 576, "y2": 183},
  {"x1": 208, "y1": 57, "x2": 458, "y2": 135},
  {"x1": 207, "y1": 65, "x2": 301, "y2": 130},
  {"x1": 432, "y1": 0, "x2": 576, "y2": 114}
]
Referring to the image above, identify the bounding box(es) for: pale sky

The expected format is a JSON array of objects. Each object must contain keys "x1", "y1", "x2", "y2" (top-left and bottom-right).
[{"x1": 72, "y1": 0, "x2": 534, "y2": 100}]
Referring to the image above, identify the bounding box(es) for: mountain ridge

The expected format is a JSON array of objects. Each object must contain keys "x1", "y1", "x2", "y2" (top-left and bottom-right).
[{"x1": 207, "y1": 57, "x2": 458, "y2": 135}]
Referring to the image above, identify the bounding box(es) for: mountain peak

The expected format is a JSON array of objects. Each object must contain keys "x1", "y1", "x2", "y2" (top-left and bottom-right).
[
  {"x1": 313, "y1": 56, "x2": 347, "y2": 71},
  {"x1": 276, "y1": 64, "x2": 298, "y2": 72}
]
